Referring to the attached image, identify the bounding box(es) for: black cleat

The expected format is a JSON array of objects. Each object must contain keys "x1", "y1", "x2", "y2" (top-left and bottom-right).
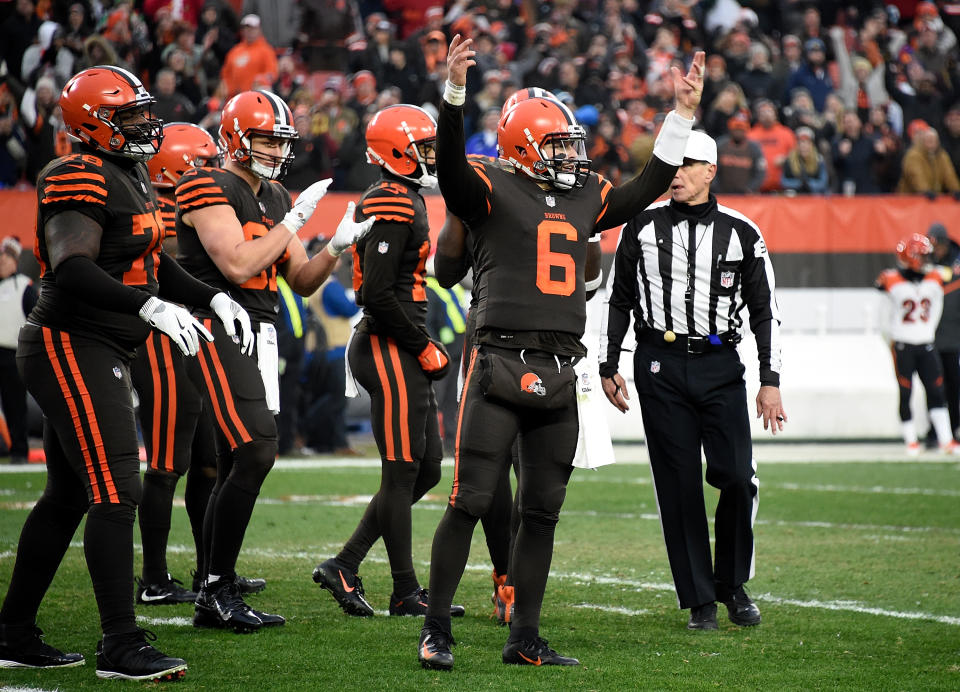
[
  {"x1": 95, "y1": 628, "x2": 186, "y2": 681},
  {"x1": 502, "y1": 637, "x2": 579, "y2": 666},
  {"x1": 418, "y1": 624, "x2": 454, "y2": 671},
  {"x1": 0, "y1": 624, "x2": 84, "y2": 668},
  {"x1": 312, "y1": 558, "x2": 374, "y2": 617},
  {"x1": 236, "y1": 575, "x2": 266, "y2": 594},
  {"x1": 687, "y1": 602, "x2": 719, "y2": 630},
  {"x1": 722, "y1": 585, "x2": 761, "y2": 626},
  {"x1": 193, "y1": 578, "x2": 284, "y2": 633},
  {"x1": 136, "y1": 574, "x2": 197, "y2": 605},
  {"x1": 389, "y1": 587, "x2": 465, "y2": 617}
]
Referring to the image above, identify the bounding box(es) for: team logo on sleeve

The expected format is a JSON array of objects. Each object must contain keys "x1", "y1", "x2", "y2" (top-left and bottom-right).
[
  {"x1": 520, "y1": 372, "x2": 546, "y2": 396},
  {"x1": 650, "y1": 360, "x2": 660, "y2": 374},
  {"x1": 720, "y1": 271, "x2": 735, "y2": 288},
  {"x1": 378, "y1": 241, "x2": 390, "y2": 254},
  {"x1": 113, "y1": 366, "x2": 122, "y2": 379}
]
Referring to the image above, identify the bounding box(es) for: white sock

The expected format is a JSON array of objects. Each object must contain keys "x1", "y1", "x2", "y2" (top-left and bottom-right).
[
  {"x1": 929, "y1": 407, "x2": 953, "y2": 446},
  {"x1": 901, "y1": 420, "x2": 917, "y2": 445}
]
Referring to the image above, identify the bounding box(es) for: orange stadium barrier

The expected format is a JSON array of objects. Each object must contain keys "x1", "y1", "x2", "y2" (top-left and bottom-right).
[{"x1": 1, "y1": 189, "x2": 955, "y2": 255}]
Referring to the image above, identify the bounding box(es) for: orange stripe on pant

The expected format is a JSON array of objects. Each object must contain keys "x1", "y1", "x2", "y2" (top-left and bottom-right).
[
  {"x1": 370, "y1": 335, "x2": 397, "y2": 461},
  {"x1": 199, "y1": 321, "x2": 252, "y2": 449},
  {"x1": 197, "y1": 345, "x2": 238, "y2": 449},
  {"x1": 42, "y1": 328, "x2": 118, "y2": 503},
  {"x1": 450, "y1": 347, "x2": 480, "y2": 508},
  {"x1": 146, "y1": 335, "x2": 178, "y2": 472},
  {"x1": 386, "y1": 340, "x2": 412, "y2": 462}
]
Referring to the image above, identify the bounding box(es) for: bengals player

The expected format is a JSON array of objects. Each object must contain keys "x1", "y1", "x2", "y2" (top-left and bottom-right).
[
  {"x1": 312, "y1": 104, "x2": 465, "y2": 619},
  {"x1": 130, "y1": 123, "x2": 224, "y2": 607},
  {"x1": 417, "y1": 38, "x2": 704, "y2": 671},
  {"x1": 875, "y1": 233, "x2": 959, "y2": 455},
  {"x1": 0, "y1": 66, "x2": 253, "y2": 681},
  {"x1": 175, "y1": 89, "x2": 374, "y2": 633}
]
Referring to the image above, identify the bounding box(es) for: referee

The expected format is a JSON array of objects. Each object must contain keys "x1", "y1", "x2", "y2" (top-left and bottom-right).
[{"x1": 599, "y1": 130, "x2": 785, "y2": 631}]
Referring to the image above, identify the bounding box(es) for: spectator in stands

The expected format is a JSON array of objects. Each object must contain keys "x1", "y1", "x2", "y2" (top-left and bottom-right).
[
  {"x1": 864, "y1": 104, "x2": 905, "y2": 192},
  {"x1": 143, "y1": 0, "x2": 204, "y2": 27},
  {"x1": 152, "y1": 67, "x2": 197, "y2": 124},
  {"x1": 76, "y1": 33, "x2": 125, "y2": 72},
  {"x1": 161, "y1": 22, "x2": 207, "y2": 97},
  {"x1": 833, "y1": 111, "x2": 882, "y2": 194},
  {"x1": 830, "y1": 25, "x2": 889, "y2": 125},
  {"x1": 298, "y1": 0, "x2": 355, "y2": 71},
  {"x1": 465, "y1": 70, "x2": 504, "y2": 136},
  {"x1": 748, "y1": 98, "x2": 796, "y2": 193},
  {"x1": 271, "y1": 53, "x2": 306, "y2": 105},
  {"x1": 383, "y1": 43, "x2": 422, "y2": 105},
  {"x1": 243, "y1": 0, "x2": 299, "y2": 50},
  {"x1": 898, "y1": 120, "x2": 960, "y2": 197},
  {"x1": 700, "y1": 54, "x2": 729, "y2": 118},
  {"x1": 346, "y1": 70, "x2": 378, "y2": 122},
  {"x1": 781, "y1": 126, "x2": 829, "y2": 195},
  {"x1": 782, "y1": 87, "x2": 827, "y2": 139},
  {"x1": 588, "y1": 112, "x2": 632, "y2": 186},
  {"x1": 797, "y1": 5, "x2": 834, "y2": 62},
  {"x1": 20, "y1": 75, "x2": 68, "y2": 183},
  {"x1": 942, "y1": 104, "x2": 960, "y2": 175},
  {"x1": 738, "y1": 42, "x2": 775, "y2": 104},
  {"x1": 62, "y1": 3, "x2": 94, "y2": 60},
  {"x1": 195, "y1": 1, "x2": 237, "y2": 77},
  {"x1": 284, "y1": 107, "x2": 335, "y2": 191},
  {"x1": 21, "y1": 21, "x2": 74, "y2": 89},
  {"x1": 357, "y1": 18, "x2": 394, "y2": 86},
  {"x1": 0, "y1": 81, "x2": 25, "y2": 187},
  {"x1": 465, "y1": 107, "x2": 499, "y2": 159},
  {"x1": 219, "y1": 14, "x2": 278, "y2": 96},
  {"x1": 769, "y1": 34, "x2": 803, "y2": 107},
  {"x1": 716, "y1": 28, "x2": 752, "y2": 82},
  {"x1": 890, "y1": 63, "x2": 948, "y2": 136},
  {"x1": 702, "y1": 81, "x2": 748, "y2": 140},
  {"x1": 714, "y1": 112, "x2": 766, "y2": 194},
  {"x1": 784, "y1": 37, "x2": 834, "y2": 112},
  {"x1": 1, "y1": 0, "x2": 41, "y2": 85}
]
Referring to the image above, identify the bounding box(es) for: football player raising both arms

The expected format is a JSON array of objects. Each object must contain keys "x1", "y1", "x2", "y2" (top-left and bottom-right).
[{"x1": 416, "y1": 37, "x2": 704, "y2": 671}]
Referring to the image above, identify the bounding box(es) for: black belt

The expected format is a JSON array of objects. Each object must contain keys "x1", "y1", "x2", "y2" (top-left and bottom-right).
[{"x1": 638, "y1": 329, "x2": 739, "y2": 355}]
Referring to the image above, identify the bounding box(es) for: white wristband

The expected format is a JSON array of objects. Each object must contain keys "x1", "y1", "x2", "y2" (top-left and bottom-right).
[
  {"x1": 653, "y1": 110, "x2": 696, "y2": 166},
  {"x1": 584, "y1": 274, "x2": 603, "y2": 292},
  {"x1": 443, "y1": 80, "x2": 466, "y2": 106}
]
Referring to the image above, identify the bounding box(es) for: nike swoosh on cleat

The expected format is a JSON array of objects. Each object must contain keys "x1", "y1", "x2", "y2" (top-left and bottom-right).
[
  {"x1": 421, "y1": 644, "x2": 435, "y2": 659},
  {"x1": 518, "y1": 652, "x2": 542, "y2": 666},
  {"x1": 338, "y1": 570, "x2": 355, "y2": 593},
  {"x1": 139, "y1": 592, "x2": 170, "y2": 602}
]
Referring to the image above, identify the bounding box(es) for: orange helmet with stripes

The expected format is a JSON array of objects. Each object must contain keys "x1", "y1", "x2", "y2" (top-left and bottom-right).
[
  {"x1": 498, "y1": 97, "x2": 590, "y2": 190},
  {"x1": 365, "y1": 104, "x2": 437, "y2": 188},
  {"x1": 147, "y1": 123, "x2": 221, "y2": 189},
  {"x1": 60, "y1": 65, "x2": 163, "y2": 161},
  {"x1": 896, "y1": 233, "x2": 934, "y2": 272},
  {"x1": 219, "y1": 89, "x2": 297, "y2": 180},
  {"x1": 500, "y1": 87, "x2": 557, "y2": 119}
]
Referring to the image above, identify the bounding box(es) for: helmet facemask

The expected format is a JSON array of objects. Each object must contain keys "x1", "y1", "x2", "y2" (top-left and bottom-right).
[
  {"x1": 531, "y1": 129, "x2": 590, "y2": 190},
  {"x1": 99, "y1": 100, "x2": 163, "y2": 161},
  {"x1": 367, "y1": 119, "x2": 438, "y2": 189},
  {"x1": 225, "y1": 119, "x2": 297, "y2": 180}
]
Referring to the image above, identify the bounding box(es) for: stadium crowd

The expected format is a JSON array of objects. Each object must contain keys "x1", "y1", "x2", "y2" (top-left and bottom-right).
[{"x1": 1, "y1": 0, "x2": 959, "y2": 197}]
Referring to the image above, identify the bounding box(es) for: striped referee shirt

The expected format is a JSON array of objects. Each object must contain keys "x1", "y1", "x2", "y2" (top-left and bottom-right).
[{"x1": 600, "y1": 194, "x2": 782, "y2": 386}]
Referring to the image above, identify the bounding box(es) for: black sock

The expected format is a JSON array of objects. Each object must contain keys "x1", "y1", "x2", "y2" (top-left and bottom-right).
[
  {"x1": 423, "y1": 614, "x2": 451, "y2": 636},
  {"x1": 138, "y1": 473, "x2": 178, "y2": 583},
  {"x1": 337, "y1": 493, "x2": 380, "y2": 574},
  {"x1": 426, "y1": 505, "x2": 478, "y2": 618},
  {"x1": 185, "y1": 464, "x2": 215, "y2": 578},
  {"x1": 508, "y1": 514, "x2": 556, "y2": 635},
  {"x1": 86, "y1": 504, "x2": 137, "y2": 635},
  {"x1": 508, "y1": 626, "x2": 538, "y2": 644},
  {"x1": 207, "y1": 478, "x2": 258, "y2": 578},
  {"x1": 0, "y1": 496, "x2": 84, "y2": 625},
  {"x1": 481, "y1": 466, "x2": 513, "y2": 578}
]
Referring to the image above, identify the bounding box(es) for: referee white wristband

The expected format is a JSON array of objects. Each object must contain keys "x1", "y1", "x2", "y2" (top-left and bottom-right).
[
  {"x1": 443, "y1": 80, "x2": 466, "y2": 106},
  {"x1": 653, "y1": 110, "x2": 696, "y2": 166}
]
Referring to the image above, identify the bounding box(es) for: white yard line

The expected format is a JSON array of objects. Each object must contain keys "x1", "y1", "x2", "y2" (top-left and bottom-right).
[{"x1": 135, "y1": 615, "x2": 193, "y2": 627}]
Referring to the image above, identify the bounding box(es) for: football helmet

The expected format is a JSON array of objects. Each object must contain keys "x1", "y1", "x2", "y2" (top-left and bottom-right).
[
  {"x1": 219, "y1": 89, "x2": 297, "y2": 180},
  {"x1": 498, "y1": 97, "x2": 590, "y2": 190},
  {"x1": 896, "y1": 233, "x2": 934, "y2": 272},
  {"x1": 500, "y1": 87, "x2": 557, "y2": 119},
  {"x1": 147, "y1": 122, "x2": 221, "y2": 189},
  {"x1": 365, "y1": 104, "x2": 437, "y2": 188},
  {"x1": 59, "y1": 65, "x2": 163, "y2": 161}
]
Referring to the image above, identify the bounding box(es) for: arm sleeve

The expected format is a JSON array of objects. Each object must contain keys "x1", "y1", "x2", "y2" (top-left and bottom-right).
[
  {"x1": 360, "y1": 221, "x2": 431, "y2": 354},
  {"x1": 155, "y1": 251, "x2": 220, "y2": 307},
  {"x1": 21, "y1": 281, "x2": 38, "y2": 316},
  {"x1": 54, "y1": 255, "x2": 150, "y2": 314},
  {"x1": 436, "y1": 100, "x2": 491, "y2": 224},
  {"x1": 599, "y1": 221, "x2": 641, "y2": 378},
  {"x1": 739, "y1": 226, "x2": 782, "y2": 386}
]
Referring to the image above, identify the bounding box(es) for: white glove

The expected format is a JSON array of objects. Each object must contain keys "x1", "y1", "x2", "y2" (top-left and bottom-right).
[
  {"x1": 327, "y1": 202, "x2": 376, "y2": 257},
  {"x1": 139, "y1": 296, "x2": 213, "y2": 357},
  {"x1": 210, "y1": 292, "x2": 254, "y2": 356},
  {"x1": 281, "y1": 178, "x2": 332, "y2": 234}
]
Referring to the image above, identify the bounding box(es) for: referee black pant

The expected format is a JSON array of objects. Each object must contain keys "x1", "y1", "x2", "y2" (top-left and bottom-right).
[{"x1": 632, "y1": 341, "x2": 758, "y2": 610}]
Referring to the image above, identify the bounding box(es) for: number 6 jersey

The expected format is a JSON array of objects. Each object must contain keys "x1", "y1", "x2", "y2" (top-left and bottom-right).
[
  {"x1": 32, "y1": 151, "x2": 164, "y2": 351},
  {"x1": 875, "y1": 267, "x2": 945, "y2": 345}
]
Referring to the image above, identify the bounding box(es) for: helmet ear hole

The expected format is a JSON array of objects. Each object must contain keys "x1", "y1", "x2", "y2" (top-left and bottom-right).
[{"x1": 391, "y1": 148, "x2": 404, "y2": 159}]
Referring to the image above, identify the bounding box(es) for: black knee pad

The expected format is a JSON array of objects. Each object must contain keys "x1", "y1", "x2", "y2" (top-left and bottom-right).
[
  {"x1": 87, "y1": 502, "x2": 136, "y2": 526},
  {"x1": 143, "y1": 470, "x2": 180, "y2": 492},
  {"x1": 229, "y1": 439, "x2": 277, "y2": 494}
]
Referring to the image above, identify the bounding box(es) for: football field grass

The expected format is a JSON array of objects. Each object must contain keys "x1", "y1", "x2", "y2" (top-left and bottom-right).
[{"x1": 1, "y1": 445, "x2": 959, "y2": 690}]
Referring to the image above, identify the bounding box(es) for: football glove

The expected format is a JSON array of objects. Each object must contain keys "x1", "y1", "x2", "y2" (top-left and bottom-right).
[
  {"x1": 418, "y1": 340, "x2": 450, "y2": 380},
  {"x1": 210, "y1": 292, "x2": 254, "y2": 356},
  {"x1": 139, "y1": 296, "x2": 213, "y2": 356},
  {"x1": 281, "y1": 178, "x2": 332, "y2": 234},
  {"x1": 328, "y1": 201, "x2": 376, "y2": 257}
]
